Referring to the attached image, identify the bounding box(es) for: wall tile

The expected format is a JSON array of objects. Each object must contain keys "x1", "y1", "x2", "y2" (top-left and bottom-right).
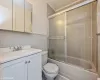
[{"x1": 0, "y1": 30, "x2": 47, "y2": 50}]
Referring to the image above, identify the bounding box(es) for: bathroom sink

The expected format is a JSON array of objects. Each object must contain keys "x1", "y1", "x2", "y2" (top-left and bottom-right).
[{"x1": 0, "y1": 48, "x2": 42, "y2": 64}]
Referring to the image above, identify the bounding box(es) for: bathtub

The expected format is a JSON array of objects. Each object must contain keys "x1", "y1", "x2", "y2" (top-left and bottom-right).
[
  {"x1": 65, "y1": 56, "x2": 96, "y2": 72},
  {"x1": 49, "y1": 55, "x2": 96, "y2": 72},
  {"x1": 48, "y1": 58, "x2": 98, "y2": 80}
]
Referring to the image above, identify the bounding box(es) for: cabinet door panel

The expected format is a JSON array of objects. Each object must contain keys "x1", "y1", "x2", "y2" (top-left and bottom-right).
[
  {"x1": 13, "y1": 0, "x2": 24, "y2": 32},
  {"x1": 0, "y1": 0, "x2": 12, "y2": 30},
  {"x1": 0, "y1": 59, "x2": 27, "y2": 80},
  {"x1": 28, "y1": 54, "x2": 42, "y2": 80},
  {"x1": 25, "y1": 1, "x2": 32, "y2": 33}
]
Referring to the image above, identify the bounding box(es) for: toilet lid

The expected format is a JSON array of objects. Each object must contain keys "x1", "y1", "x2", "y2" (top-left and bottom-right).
[{"x1": 43, "y1": 63, "x2": 59, "y2": 74}]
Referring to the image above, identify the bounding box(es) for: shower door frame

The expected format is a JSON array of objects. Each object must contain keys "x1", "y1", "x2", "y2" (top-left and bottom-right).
[{"x1": 48, "y1": 0, "x2": 96, "y2": 69}]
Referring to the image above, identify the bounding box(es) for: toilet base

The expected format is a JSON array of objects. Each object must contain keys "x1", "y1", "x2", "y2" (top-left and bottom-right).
[
  {"x1": 46, "y1": 77, "x2": 54, "y2": 80},
  {"x1": 43, "y1": 70, "x2": 57, "y2": 80}
]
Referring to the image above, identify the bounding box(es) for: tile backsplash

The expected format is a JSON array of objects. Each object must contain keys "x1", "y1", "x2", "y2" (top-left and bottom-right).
[{"x1": 0, "y1": 30, "x2": 48, "y2": 50}]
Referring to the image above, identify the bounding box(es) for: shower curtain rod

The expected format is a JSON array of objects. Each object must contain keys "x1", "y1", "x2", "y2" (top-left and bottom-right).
[{"x1": 48, "y1": 0, "x2": 96, "y2": 19}]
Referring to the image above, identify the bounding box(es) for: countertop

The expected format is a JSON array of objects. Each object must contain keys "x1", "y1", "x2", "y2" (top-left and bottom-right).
[{"x1": 0, "y1": 48, "x2": 42, "y2": 64}]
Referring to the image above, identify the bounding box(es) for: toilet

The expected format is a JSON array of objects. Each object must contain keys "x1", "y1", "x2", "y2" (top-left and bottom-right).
[{"x1": 42, "y1": 51, "x2": 59, "y2": 80}]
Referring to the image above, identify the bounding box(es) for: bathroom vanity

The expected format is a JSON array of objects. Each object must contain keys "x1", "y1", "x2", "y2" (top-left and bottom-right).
[{"x1": 0, "y1": 48, "x2": 42, "y2": 80}]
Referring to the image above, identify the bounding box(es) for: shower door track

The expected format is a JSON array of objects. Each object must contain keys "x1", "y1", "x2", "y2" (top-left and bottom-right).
[{"x1": 48, "y1": 0, "x2": 96, "y2": 19}]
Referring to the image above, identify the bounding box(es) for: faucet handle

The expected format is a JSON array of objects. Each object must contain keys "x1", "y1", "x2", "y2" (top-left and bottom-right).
[
  {"x1": 17, "y1": 46, "x2": 22, "y2": 50},
  {"x1": 19, "y1": 46, "x2": 22, "y2": 50},
  {"x1": 10, "y1": 46, "x2": 22, "y2": 51},
  {"x1": 11, "y1": 46, "x2": 16, "y2": 51}
]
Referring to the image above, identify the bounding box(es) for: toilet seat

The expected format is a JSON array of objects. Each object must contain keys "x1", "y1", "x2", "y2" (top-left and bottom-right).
[{"x1": 43, "y1": 63, "x2": 59, "y2": 74}]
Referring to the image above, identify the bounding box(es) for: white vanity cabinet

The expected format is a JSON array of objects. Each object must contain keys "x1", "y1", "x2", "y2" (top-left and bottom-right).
[
  {"x1": 27, "y1": 53, "x2": 42, "y2": 80},
  {"x1": 0, "y1": 53, "x2": 42, "y2": 80},
  {"x1": 0, "y1": 0, "x2": 13, "y2": 30},
  {"x1": 0, "y1": 58, "x2": 27, "y2": 80}
]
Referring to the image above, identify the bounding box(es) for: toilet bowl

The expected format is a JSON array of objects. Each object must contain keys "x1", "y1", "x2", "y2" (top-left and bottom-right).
[
  {"x1": 43, "y1": 63, "x2": 59, "y2": 80},
  {"x1": 42, "y1": 51, "x2": 59, "y2": 80}
]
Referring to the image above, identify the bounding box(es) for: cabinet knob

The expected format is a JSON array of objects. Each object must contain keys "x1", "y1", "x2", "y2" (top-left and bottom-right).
[{"x1": 28, "y1": 61, "x2": 31, "y2": 63}]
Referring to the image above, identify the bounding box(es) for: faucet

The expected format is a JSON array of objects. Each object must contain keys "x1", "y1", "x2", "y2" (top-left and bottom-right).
[{"x1": 13, "y1": 46, "x2": 22, "y2": 51}]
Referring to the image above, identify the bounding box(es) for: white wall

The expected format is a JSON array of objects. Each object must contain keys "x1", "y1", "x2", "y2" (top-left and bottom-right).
[
  {"x1": 31, "y1": 0, "x2": 49, "y2": 35},
  {"x1": 47, "y1": 4, "x2": 55, "y2": 16}
]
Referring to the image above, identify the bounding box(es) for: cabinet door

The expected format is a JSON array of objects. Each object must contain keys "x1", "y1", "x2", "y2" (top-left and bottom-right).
[
  {"x1": 25, "y1": 0, "x2": 32, "y2": 33},
  {"x1": 0, "y1": 58, "x2": 27, "y2": 80},
  {"x1": 28, "y1": 53, "x2": 42, "y2": 80},
  {"x1": 13, "y1": 0, "x2": 25, "y2": 32},
  {"x1": 0, "y1": 0, "x2": 12, "y2": 30}
]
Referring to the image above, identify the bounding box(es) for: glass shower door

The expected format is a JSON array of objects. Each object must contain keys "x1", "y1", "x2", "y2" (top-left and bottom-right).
[
  {"x1": 49, "y1": 13, "x2": 66, "y2": 62},
  {"x1": 66, "y1": 3, "x2": 93, "y2": 68},
  {"x1": 67, "y1": 3, "x2": 92, "y2": 61}
]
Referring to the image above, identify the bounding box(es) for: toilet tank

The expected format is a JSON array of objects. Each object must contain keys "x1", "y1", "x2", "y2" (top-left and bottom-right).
[{"x1": 42, "y1": 51, "x2": 48, "y2": 66}]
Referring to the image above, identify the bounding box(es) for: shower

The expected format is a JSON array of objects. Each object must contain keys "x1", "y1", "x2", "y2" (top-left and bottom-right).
[{"x1": 48, "y1": 1, "x2": 97, "y2": 73}]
